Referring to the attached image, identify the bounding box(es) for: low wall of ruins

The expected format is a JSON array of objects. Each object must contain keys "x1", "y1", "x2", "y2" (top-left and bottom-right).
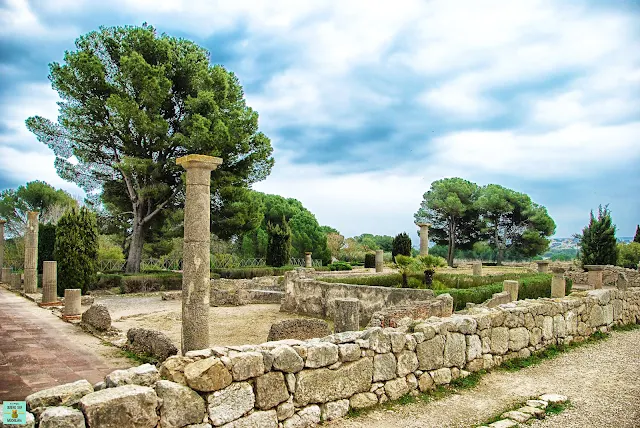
[
  {"x1": 23, "y1": 287, "x2": 640, "y2": 427},
  {"x1": 564, "y1": 265, "x2": 640, "y2": 287},
  {"x1": 280, "y1": 269, "x2": 437, "y2": 327}
]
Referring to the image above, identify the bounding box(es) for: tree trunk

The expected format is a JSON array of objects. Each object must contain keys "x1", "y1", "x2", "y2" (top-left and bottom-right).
[
  {"x1": 125, "y1": 211, "x2": 146, "y2": 273},
  {"x1": 497, "y1": 248, "x2": 504, "y2": 266},
  {"x1": 401, "y1": 273, "x2": 408, "y2": 288},
  {"x1": 447, "y1": 218, "x2": 456, "y2": 267}
]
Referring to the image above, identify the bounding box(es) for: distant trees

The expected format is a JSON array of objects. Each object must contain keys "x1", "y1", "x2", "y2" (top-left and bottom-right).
[
  {"x1": 414, "y1": 178, "x2": 555, "y2": 266},
  {"x1": 576, "y1": 205, "x2": 617, "y2": 266},
  {"x1": 618, "y1": 242, "x2": 640, "y2": 269}
]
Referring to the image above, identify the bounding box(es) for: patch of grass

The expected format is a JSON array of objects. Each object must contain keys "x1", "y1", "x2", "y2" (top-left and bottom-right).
[
  {"x1": 546, "y1": 399, "x2": 572, "y2": 415},
  {"x1": 118, "y1": 349, "x2": 157, "y2": 365},
  {"x1": 345, "y1": 408, "x2": 365, "y2": 419},
  {"x1": 450, "y1": 370, "x2": 484, "y2": 389},
  {"x1": 611, "y1": 323, "x2": 640, "y2": 332}
]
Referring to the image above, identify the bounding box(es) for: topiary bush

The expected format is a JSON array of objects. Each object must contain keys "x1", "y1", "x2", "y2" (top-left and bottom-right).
[
  {"x1": 364, "y1": 253, "x2": 376, "y2": 268},
  {"x1": 392, "y1": 233, "x2": 412, "y2": 259},
  {"x1": 38, "y1": 223, "x2": 57, "y2": 274},
  {"x1": 328, "y1": 261, "x2": 352, "y2": 271},
  {"x1": 55, "y1": 207, "x2": 98, "y2": 296}
]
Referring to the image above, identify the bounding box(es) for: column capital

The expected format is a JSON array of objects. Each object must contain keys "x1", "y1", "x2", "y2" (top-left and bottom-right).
[
  {"x1": 0, "y1": 219, "x2": 6, "y2": 225},
  {"x1": 177, "y1": 154, "x2": 223, "y2": 171},
  {"x1": 415, "y1": 222, "x2": 431, "y2": 228},
  {"x1": 27, "y1": 211, "x2": 39, "y2": 220}
]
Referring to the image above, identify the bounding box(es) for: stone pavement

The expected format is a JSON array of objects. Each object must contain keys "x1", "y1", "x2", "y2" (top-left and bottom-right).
[{"x1": 0, "y1": 287, "x2": 128, "y2": 401}]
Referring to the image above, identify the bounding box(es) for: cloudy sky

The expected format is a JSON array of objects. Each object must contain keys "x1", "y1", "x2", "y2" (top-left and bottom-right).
[{"x1": 1, "y1": 0, "x2": 639, "y2": 244}]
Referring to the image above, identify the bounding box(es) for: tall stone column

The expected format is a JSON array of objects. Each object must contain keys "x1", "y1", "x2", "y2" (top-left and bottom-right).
[
  {"x1": 472, "y1": 262, "x2": 482, "y2": 276},
  {"x1": 0, "y1": 219, "x2": 5, "y2": 270},
  {"x1": 63, "y1": 289, "x2": 81, "y2": 319},
  {"x1": 42, "y1": 261, "x2": 58, "y2": 304},
  {"x1": 1, "y1": 268, "x2": 10, "y2": 284},
  {"x1": 503, "y1": 280, "x2": 519, "y2": 301},
  {"x1": 177, "y1": 154, "x2": 222, "y2": 354},
  {"x1": 11, "y1": 272, "x2": 21, "y2": 290},
  {"x1": 536, "y1": 260, "x2": 550, "y2": 273},
  {"x1": 550, "y1": 267, "x2": 566, "y2": 298},
  {"x1": 584, "y1": 265, "x2": 604, "y2": 289},
  {"x1": 375, "y1": 250, "x2": 384, "y2": 273},
  {"x1": 334, "y1": 298, "x2": 360, "y2": 333},
  {"x1": 416, "y1": 222, "x2": 430, "y2": 256},
  {"x1": 305, "y1": 252, "x2": 312, "y2": 268},
  {"x1": 24, "y1": 211, "x2": 39, "y2": 293}
]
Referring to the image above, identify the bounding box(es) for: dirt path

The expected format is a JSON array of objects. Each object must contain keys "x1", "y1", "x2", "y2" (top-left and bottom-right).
[
  {"x1": 331, "y1": 328, "x2": 640, "y2": 428},
  {"x1": 95, "y1": 295, "x2": 305, "y2": 348}
]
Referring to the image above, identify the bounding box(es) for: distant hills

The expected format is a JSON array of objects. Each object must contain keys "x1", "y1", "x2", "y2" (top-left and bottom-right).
[{"x1": 549, "y1": 237, "x2": 634, "y2": 250}]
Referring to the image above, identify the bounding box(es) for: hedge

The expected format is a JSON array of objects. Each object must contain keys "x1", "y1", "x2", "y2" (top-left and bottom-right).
[{"x1": 94, "y1": 272, "x2": 182, "y2": 294}]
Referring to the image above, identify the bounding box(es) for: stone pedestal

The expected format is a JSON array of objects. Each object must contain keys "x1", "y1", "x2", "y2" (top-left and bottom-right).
[
  {"x1": 41, "y1": 261, "x2": 58, "y2": 304},
  {"x1": 536, "y1": 260, "x2": 550, "y2": 273},
  {"x1": 550, "y1": 267, "x2": 566, "y2": 298},
  {"x1": 63, "y1": 289, "x2": 81, "y2": 318},
  {"x1": 503, "y1": 280, "x2": 519, "y2": 301},
  {"x1": 375, "y1": 250, "x2": 384, "y2": 273},
  {"x1": 334, "y1": 298, "x2": 360, "y2": 333},
  {"x1": 177, "y1": 154, "x2": 222, "y2": 354},
  {"x1": 584, "y1": 265, "x2": 604, "y2": 289},
  {"x1": 10, "y1": 272, "x2": 21, "y2": 290},
  {"x1": 305, "y1": 252, "x2": 312, "y2": 268},
  {"x1": 416, "y1": 222, "x2": 430, "y2": 256},
  {"x1": 23, "y1": 211, "x2": 39, "y2": 293},
  {"x1": 0, "y1": 219, "x2": 5, "y2": 271},
  {"x1": 1, "y1": 267, "x2": 10, "y2": 284},
  {"x1": 472, "y1": 262, "x2": 482, "y2": 276}
]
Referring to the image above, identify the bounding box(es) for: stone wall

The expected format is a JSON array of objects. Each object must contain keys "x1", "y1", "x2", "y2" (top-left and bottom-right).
[
  {"x1": 565, "y1": 265, "x2": 640, "y2": 287},
  {"x1": 209, "y1": 276, "x2": 285, "y2": 306},
  {"x1": 367, "y1": 295, "x2": 454, "y2": 328},
  {"x1": 280, "y1": 269, "x2": 436, "y2": 327},
  {"x1": 23, "y1": 287, "x2": 640, "y2": 427}
]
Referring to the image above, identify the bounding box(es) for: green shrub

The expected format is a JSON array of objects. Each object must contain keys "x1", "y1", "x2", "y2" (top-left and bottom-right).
[
  {"x1": 406, "y1": 277, "x2": 423, "y2": 289},
  {"x1": 55, "y1": 207, "x2": 98, "y2": 296},
  {"x1": 97, "y1": 235, "x2": 125, "y2": 261},
  {"x1": 435, "y1": 284, "x2": 503, "y2": 311},
  {"x1": 267, "y1": 217, "x2": 291, "y2": 267},
  {"x1": 38, "y1": 223, "x2": 57, "y2": 273},
  {"x1": 364, "y1": 253, "x2": 376, "y2": 268},
  {"x1": 93, "y1": 274, "x2": 123, "y2": 290},
  {"x1": 119, "y1": 273, "x2": 182, "y2": 294},
  {"x1": 392, "y1": 233, "x2": 412, "y2": 259},
  {"x1": 212, "y1": 266, "x2": 296, "y2": 279},
  {"x1": 211, "y1": 253, "x2": 241, "y2": 269},
  {"x1": 329, "y1": 261, "x2": 352, "y2": 271}
]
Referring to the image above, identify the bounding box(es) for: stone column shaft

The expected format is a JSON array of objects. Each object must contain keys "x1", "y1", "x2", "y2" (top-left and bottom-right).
[
  {"x1": 1, "y1": 267, "x2": 10, "y2": 284},
  {"x1": 23, "y1": 211, "x2": 39, "y2": 293},
  {"x1": 472, "y1": 262, "x2": 482, "y2": 276},
  {"x1": 64, "y1": 289, "x2": 81, "y2": 317},
  {"x1": 536, "y1": 261, "x2": 550, "y2": 273},
  {"x1": 42, "y1": 261, "x2": 58, "y2": 304},
  {"x1": 416, "y1": 223, "x2": 430, "y2": 256},
  {"x1": 11, "y1": 272, "x2": 21, "y2": 290},
  {"x1": 550, "y1": 268, "x2": 566, "y2": 298},
  {"x1": 177, "y1": 154, "x2": 222, "y2": 354},
  {"x1": 584, "y1": 265, "x2": 604, "y2": 290},
  {"x1": 334, "y1": 298, "x2": 360, "y2": 333},
  {"x1": 503, "y1": 280, "x2": 519, "y2": 301},
  {"x1": 305, "y1": 252, "x2": 312, "y2": 268},
  {"x1": 375, "y1": 250, "x2": 384, "y2": 273},
  {"x1": 0, "y1": 219, "x2": 5, "y2": 270}
]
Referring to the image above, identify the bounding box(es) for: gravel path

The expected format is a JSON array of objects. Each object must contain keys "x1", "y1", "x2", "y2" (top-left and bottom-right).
[{"x1": 332, "y1": 328, "x2": 640, "y2": 428}]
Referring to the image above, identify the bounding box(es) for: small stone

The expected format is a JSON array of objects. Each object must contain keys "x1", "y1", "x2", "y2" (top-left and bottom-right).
[
  {"x1": 500, "y1": 411, "x2": 531, "y2": 423},
  {"x1": 305, "y1": 342, "x2": 339, "y2": 368},
  {"x1": 39, "y1": 407, "x2": 85, "y2": 428},
  {"x1": 373, "y1": 353, "x2": 397, "y2": 382},
  {"x1": 349, "y1": 392, "x2": 378, "y2": 409},
  {"x1": 185, "y1": 358, "x2": 233, "y2": 392},
  {"x1": 159, "y1": 356, "x2": 194, "y2": 385},
  {"x1": 517, "y1": 406, "x2": 546, "y2": 419},
  {"x1": 297, "y1": 405, "x2": 321, "y2": 427},
  {"x1": 396, "y1": 350, "x2": 419, "y2": 377},
  {"x1": 276, "y1": 399, "x2": 295, "y2": 421},
  {"x1": 418, "y1": 372, "x2": 434, "y2": 391},
  {"x1": 406, "y1": 373, "x2": 418, "y2": 391},
  {"x1": 321, "y1": 399, "x2": 350, "y2": 421},
  {"x1": 389, "y1": 331, "x2": 407, "y2": 352},
  {"x1": 539, "y1": 393, "x2": 568, "y2": 404},
  {"x1": 488, "y1": 420, "x2": 518, "y2": 428},
  {"x1": 430, "y1": 368, "x2": 451, "y2": 385},
  {"x1": 230, "y1": 352, "x2": 265, "y2": 381},
  {"x1": 363, "y1": 328, "x2": 391, "y2": 353},
  {"x1": 222, "y1": 410, "x2": 277, "y2": 428},
  {"x1": 105, "y1": 364, "x2": 160, "y2": 387},
  {"x1": 285, "y1": 373, "x2": 296, "y2": 393},
  {"x1": 271, "y1": 346, "x2": 304, "y2": 373},
  {"x1": 93, "y1": 381, "x2": 106, "y2": 392},
  {"x1": 338, "y1": 343, "x2": 361, "y2": 362},
  {"x1": 385, "y1": 377, "x2": 409, "y2": 401},
  {"x1": 185, "y1": 349, "x2": 214, "y2": 359},
  {"x1": 81, "y1": 303, "x2": 111, "y2": 331},
  {"x1": 526, "y1": 399, "x2": 549, "y2": 409}
]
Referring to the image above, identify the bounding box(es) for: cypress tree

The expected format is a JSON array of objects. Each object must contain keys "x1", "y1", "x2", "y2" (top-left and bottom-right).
[
  {"x1": 578, "y1": 205, "x2": 617, "y2": 266},
  {"x1": 634, "y1": 225, "x2": 640, "y2": 243},
  {"x1": 392, "y1": 232, "x2": 412, "y2": 259},
  {"x1": 37, "y1": 223, "x2": 57, "y2": 273},
  {"x1": 54, "y1": 207, "x2": 98, "y2": 296},
  {"x1": 266, "y1": 216, "x2": 291, "y2": 267}
]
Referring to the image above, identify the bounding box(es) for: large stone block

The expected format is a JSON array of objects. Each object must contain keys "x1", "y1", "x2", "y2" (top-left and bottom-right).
[
  {"x1": 79, "y1": 385, "x2": 159, "y2": 428},
  {"x1": 39, "y1": 407, "x2": 86, "y2": 428},
  {"x1": 105, "y1": 364, "x2": 160, "y2": 388},
  {"x1": 271, "y1": 346, "x2": 304, "y2": 373},
  {"x1": 490, "y1": 327, "x2": 509, "y2": 355},
  {"x1": 338, "y1": 343, "x2": 361, "y2": 362},
  {"x1": 363, "y1": 328, "x2": 391, "y2": 353},
  {"x1": 396, "y1": 350, "x2": 419, "y2": 377},
  {"x1": 26, "y1": 379, "x2": 93, "y2": 410},
  {"x1": 443, "y1": 333, "x2": 466, "y2": 367},
  {"x1": 508, "y1": 328, "x2": 530, "y2": 351},
  {"x1": 127, "y1": 328, "x2": 178, "y2": 363},
  {"x1": 267, "y1": 319, "x2": 330, "y2": 342},
  {"x1": 305, "y1": 343, "x2": 339, "y2": 368},
  {"x1": 230, "y1": 352, "x2": 265, "y2": 381},
  {"x1": 333, "y1": 298, "x2": 360, "y2": 333},
  {"x1": 373, "y1": 353, "x2": 397, "y2": 382},
  {"x1": 416, "y1": 335, "x2": 444, "y2": 370},
  {"x1": 255, "y1": 371, "x2": 290, "y2": 410},
  {"x1": 185, "y1": 358, "x2": 233, "y2": 392},
  {"x1": 155, "y1": 380, "x2": 206, "y2": 428},
  {"x1": 207, "y1": 382, "x2": 255, "y2": 426},
  {"x1": 294, "y1": 357, "x2": 373, "y2": 406},
  {"x1": 81, "y1": 304, "x2": 111, "y2": 331}
]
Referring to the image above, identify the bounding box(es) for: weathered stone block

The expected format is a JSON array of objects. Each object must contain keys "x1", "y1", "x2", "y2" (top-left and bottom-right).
[
  {"x1": 305, "y1": 343, "x2": 339, "y2": 368},
  {"x1": 207, "y1": 382, "x2": 255, "y2": 426},
  {"x1": 255, "y1": 371, "x2": 289, "y2": 410},
  {"x1": 222, "y1": 410, "x2": 277, "y2": 428},
  {"x1": 349, "y1": 392, "x2": 378, "y2": 409},
  {"x1": 490, "y1": 327, "x2": 509, "y2": 354},
  {"x1": 81, "y1": 304, "x2": 111, "y2": 331},
  {"x1": 26, "y1": 379, "x2": 93, "y2": 410},
  {"x1": 185, "y1": 358, "x2": 233, "y2": 392},
  {"x1": 443, "y1": 333, "x2": 466, "y2": 367},
  {"x1": 39, "y1": 407, "x2": 85, "y2": 428},
  {"x1": 363, "y1": 328, "x2": 392, "y2": 353},
  {"x1": 384, "y1": 378, "x2": 409, "y2": 400},
  {"x1": 466, "y1": 335, "x2": 482, "y2": 362},
  {"x1": 105, "y1": 364, "x2": 160, "y2": 388},
  {"x1": 418, "y1": 372, "x2": 434, "y2": 391},
  {"x1": 508, "y1": 328, "x2": 530, "y2": 351},
  {"x1": 430, "y1": 368, "x2": 451, "y2": 385},
  {"x1": 396, "y1": 350, "x2": 418, "y2": 377},
  {"x1": 230, "y1": 352, "x2": 265, "y2": 381},
  {"x1": 79, "y1": 385, "x2": 159, "y2": 428},
  {"x1": 373, "y1": 353, "x2": 397, "y2": 382},
  {"x1": 416, "y1": 335, "x2": 444, "y2": 370},
  {"x1": 159, "y1": 356, "x2": 194, "y2": 385},
  {"x1": 271, "y1": 346, "x2": 305, "y2": 373},
  {"x1": 338, "y1": 343, "x2": 361, "y2": 362},
  {"x1": 321, "y1": 399, "x2": 350, "y2": 421},
  {"x1": 127, "y1": 328, "x2": 178, "y2": 363},
  {"x1": 155, "y1": 380, "x2": 206, "y2": 428}
]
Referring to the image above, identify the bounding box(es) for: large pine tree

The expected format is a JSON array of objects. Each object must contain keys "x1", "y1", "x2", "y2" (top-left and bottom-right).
[{"x1": 578, "y1": 205, "x2": 617, "y2": 266}]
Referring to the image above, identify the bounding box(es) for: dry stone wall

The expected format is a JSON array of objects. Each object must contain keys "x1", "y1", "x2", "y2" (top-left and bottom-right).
[
  {"x1": 21, "y1": 287, "x2": 640, "y2": 427},
  {"x1": 367, "y1": 294, "x2": 453, "y2": 328},
  {"x1": 565, "y1": 265, "x2": 640, "y2": 287}
]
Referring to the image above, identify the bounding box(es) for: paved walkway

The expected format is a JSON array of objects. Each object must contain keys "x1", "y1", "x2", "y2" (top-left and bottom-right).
[{"x1": 0, "y1": 287, "x2": 130, "y2": 401}]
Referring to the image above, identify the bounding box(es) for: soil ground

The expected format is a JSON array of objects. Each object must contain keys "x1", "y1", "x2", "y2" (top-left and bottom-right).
[{"x1": 331, "y1": 328, "x2": 640, "y2": 428}]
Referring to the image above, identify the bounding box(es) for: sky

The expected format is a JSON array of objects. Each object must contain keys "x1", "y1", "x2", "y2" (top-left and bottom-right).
[{"x1": 0, "y1": 0, "x2": 639, "y2": 245}]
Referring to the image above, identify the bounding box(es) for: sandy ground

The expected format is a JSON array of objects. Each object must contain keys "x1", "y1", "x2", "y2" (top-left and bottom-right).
[
  {"x1": 331, "y1": 328, "x2": 640, "y2": 428},
  {"x1": 93, "y1": 294, "x2": 307, "y2": 348}
]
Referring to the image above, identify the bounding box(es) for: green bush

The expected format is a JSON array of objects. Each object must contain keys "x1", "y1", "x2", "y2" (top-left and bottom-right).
[
  {"x1": 38, "y1": 223, "x2": 57, "y2": 273},
  {"x1": 213, "y1": 266, "x2": 293, "y2": 279},
  {"x1": 93, "y1": 274, "x2": 123, "y2": 290},
  {"x1": 211, "y1": 253, "x2": 241, "y2": 269},
  {"x1": 435, "y1": 284, "x2": 503, "y2": 311},
  {"x1": 364, "y1": 253, "x2": 376, "y2": 268},
  {"x1": 55, "y1": 207, "x2": 98, "y2": 296},
  {"x1": 119, "y1": 273, "x2": 182, "y2": 294},
  {"x1": 97, "y1": 235, "x2": 125, "y2": 261},
  {"x1": 267, "y1": 217, "x2": 291, "y2": 267},
  {"x1": 617, "y1": 242, "x2": 640, "y2": 269},
  {"x1": 329, "y1": 261, "x2": 352, "y2": 271},
  {"x1": 392, "y1": 233, "x2": 412, "y2": 259}
]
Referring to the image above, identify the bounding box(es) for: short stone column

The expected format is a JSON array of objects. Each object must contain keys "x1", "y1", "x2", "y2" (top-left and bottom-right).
[
  {"x1": 550, "y1": 267, "x2": 566, "y2": 298},
  {"x1": 305, "y1": 252, "x2": 312, "y2": 268},
  {"x1": 63, "y1": 289, "x2": 81, "y2": 318},
  {"x1": 503, "y1": 280, "x2": 519, "y2": 301},
  {"x1": 10, "y1": 272, "x2": 21, "y2": 290},
  {"x1": 0, "y1": 219, "x2": 5, "y2": 270},
  {"x1": 42, "y1": 261, "x2": 58, "y2": 304},
  {"x1": 23, "y1": 211, "x2": 39, "y2": 293},
  {"x1": 472, "y1": 262, "x2": 482, "y2": 276},
  {"x1": 536, "y1": 260, "x2": 550, "y2": 273},
  {"x1": 1, "y1": 267, "x2": 10, "y2": 284},
  {"x1": 584, "y1": 265, "x2": 604, "y2": 289},
  {"x1": 177, "y1": 154, "x2": 222, "y2": 354},
  {"x1": 334, "y1": 298, "x2": 360, "y2": 333},
  {"x1": 375, "y1": 250, "x2": 384, "y2": 273},
  {"x1": 416, "y1": 222, "x2": 430, "y2": 256}
]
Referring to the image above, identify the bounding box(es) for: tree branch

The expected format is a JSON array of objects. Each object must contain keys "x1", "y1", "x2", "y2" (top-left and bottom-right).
[{"x1": 141, "y1": 189, "x2": 179, "y2": 225}]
